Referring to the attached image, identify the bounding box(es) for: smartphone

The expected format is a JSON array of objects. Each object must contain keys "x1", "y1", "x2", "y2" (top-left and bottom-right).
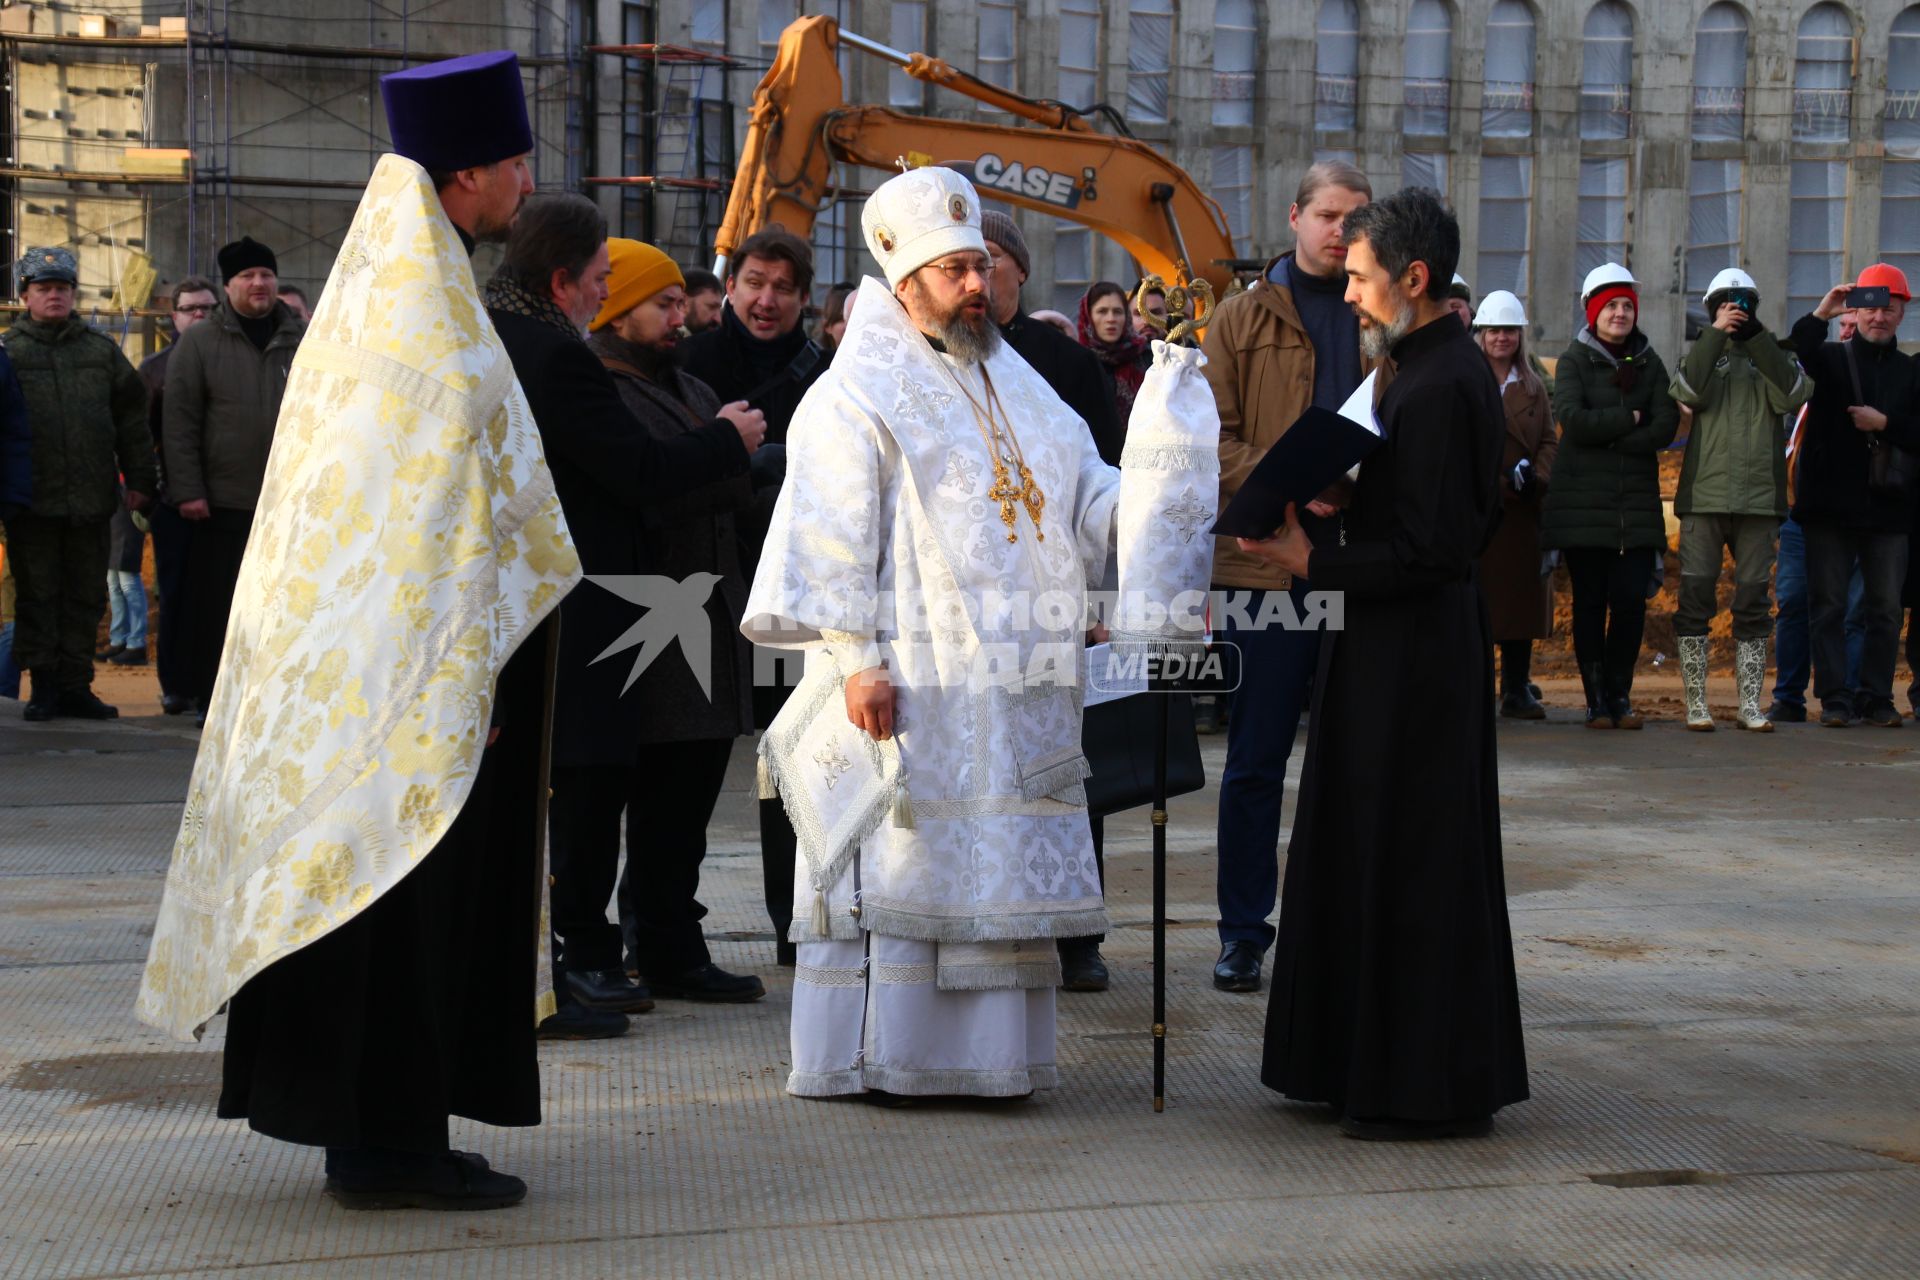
[
  {"x1": 1721, "y1": 288, "x2": 1759, "y2": 315},
  {"x1": 1846, "y1": 284, "x2": 1891, "y2": 310}
]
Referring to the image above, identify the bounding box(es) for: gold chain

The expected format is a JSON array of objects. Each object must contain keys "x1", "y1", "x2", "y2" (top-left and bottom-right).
[{"x1": 941, "y1": 362, "x2": 1046, "y2": 543}]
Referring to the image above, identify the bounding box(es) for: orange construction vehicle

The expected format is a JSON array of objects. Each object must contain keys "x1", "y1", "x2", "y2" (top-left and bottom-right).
[{"x1": 712, "y1": 15, "x2": 1239, "y2": 295}]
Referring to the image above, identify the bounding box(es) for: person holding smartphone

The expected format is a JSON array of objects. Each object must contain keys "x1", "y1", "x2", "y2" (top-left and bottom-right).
[
  {"x1": 1668, "y1": 269, "x2": 1813, "y2": 732},
  {"x1": 1789, "y1": 264, "x2": 1920, "y2": 727}
]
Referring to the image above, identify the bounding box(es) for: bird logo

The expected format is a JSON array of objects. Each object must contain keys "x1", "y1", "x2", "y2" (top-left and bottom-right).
[{"x1": 583, "y1": 573, "x2": 722, "y2": 699}]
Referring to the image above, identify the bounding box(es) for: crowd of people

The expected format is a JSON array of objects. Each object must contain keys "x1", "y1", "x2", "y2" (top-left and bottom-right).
[{"x1": 0, "y1": 45, "x2": 1900, "y2": 1210}]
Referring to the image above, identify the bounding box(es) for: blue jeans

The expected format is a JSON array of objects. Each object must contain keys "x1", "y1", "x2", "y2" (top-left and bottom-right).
[
  {"x1": 1805, "y1": 525, "x2": 1909, "y2": 714},
  {"x1": 107, "y1": 569, "x2": 146, "y2": 648},
  {"x1": 1772, "y1": 517, "x2": 1863, "y2": 705},
  {"x1": 1215, "y1": 583, "x2": 1322, "y2": 950},
  {"x1": 0, "y1": 620, "x2": 17, "y2": 698}
]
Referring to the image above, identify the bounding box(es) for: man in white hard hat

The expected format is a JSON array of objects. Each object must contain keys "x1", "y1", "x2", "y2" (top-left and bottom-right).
[
  {"x1": 1668, "y1": 269, "x2": 1812, "y2": 732},
  {"x1": 1446, "y1": 273, "x2": 1474, "y2": 329}
]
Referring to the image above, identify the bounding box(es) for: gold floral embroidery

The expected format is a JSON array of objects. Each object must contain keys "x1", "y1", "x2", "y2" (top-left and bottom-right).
[{"x1": 293, "y1": 842, "x2": 356, "y2": 905}]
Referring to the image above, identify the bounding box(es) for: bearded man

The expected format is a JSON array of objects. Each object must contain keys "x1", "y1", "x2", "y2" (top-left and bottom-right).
[
  {"x1": 1237, "y1": 187, "x2": 1529, "y2": 1140},
  {"x1": 745, "y1": 167, "x2": 1218, "y2": 1102},
  {"x1": 139, "y1": 51, "x2": 578, "y2": 1209}
]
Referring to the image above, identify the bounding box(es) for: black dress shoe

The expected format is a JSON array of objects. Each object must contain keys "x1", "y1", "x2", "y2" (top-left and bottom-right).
[
  {"x1": 564, "y1": 967, "x2": 654, "y2": 1013},
  {"x1": 325, "y1": 1149, "x2": 528, "y2": 1210},
  {"x1": 536, "y1": 1003, "x2": 630, "y2": 1040},
  {"x1": 57, "y1": 688, "x2": 118, "y2": 719},
  {"x1": 161, "y1": 694, "x2": 192, "y2": 716},
  {"x1": 109, "y1": 648, "x2": 147, "y2": 665},
  {"x1": 23, "y1": 696, "x2": 58, "y2": 722},
  {"x1": 1819, "y1": 703, "x2": 1854, "y2": 727},
  {"x1": 1213, "y1": 940, "x2": 1263, "y2": 992},
  {"x1": 1499, "y1": 690, "x2": 1547, "y2": 720},
  {"x1": 1058, "y1": 939, "x2": 1110, "y2": 992},
  {"x1": 1861, "y1": 704, "x2": 1904, "y2": 728},
  {"x1": 1765, "y1": 700, "x2": 1807, "y2": 723},
  {"x1": 1338, "y1": 1113, "x2": 1494, "y2": 1142},
  {"x1": 95, "y1": 644, "x2": 124, "y2": 661},
  {"x1": 647, "y1": 962, "x2": 766, "y2": 1002}
]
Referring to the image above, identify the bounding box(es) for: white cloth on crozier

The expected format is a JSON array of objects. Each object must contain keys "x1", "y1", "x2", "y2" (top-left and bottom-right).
[
  {"x1": 745, "y1": 278, "x2": 1122, "y2": 949},
  {"x1": 1111, "y1": 341, "x2": 1220, "y2": 647}
]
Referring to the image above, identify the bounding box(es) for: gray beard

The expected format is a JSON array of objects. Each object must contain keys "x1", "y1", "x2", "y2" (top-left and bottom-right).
[
  {"x1": 937, "y1": 309, "x2": 1003, "y2": 363},
  {"x1": 1359, "y1": 297, "x2": 1416, "y2": 361}
]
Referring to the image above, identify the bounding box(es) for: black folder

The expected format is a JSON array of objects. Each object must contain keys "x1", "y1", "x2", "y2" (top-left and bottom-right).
[{"x1": 1209, "y1": 405, "x2": 1383, "y2": 539}]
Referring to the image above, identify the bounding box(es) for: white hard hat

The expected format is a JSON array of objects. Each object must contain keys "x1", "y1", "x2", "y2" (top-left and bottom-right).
[
  {"x1": 1702, "y1": 267, "x2": 1757, "y2": 307},
  {"x1": 1452, "y1": 272, "x2": 1469, "y2": 289},
  {"x1": 1580, "y1": 262, "x2": 1637, "y2": 300},
  {"x1": 1472, "y1": 290, "x2": 1528, "y2": 328}
]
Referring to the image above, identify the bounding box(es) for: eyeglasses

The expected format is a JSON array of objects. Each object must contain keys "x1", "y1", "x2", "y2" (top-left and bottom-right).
[
  {"x1": 174, "y1": 304, "x2": 214, "y2": 316},
  {"x1": 922, "y1": 257, "x2": 995, "y2": 283}
]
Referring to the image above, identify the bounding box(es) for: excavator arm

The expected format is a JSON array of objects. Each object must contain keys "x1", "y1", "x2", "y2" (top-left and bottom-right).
[{"x1": 712, "y1": 15, "x2": 1236, "y2": 294}]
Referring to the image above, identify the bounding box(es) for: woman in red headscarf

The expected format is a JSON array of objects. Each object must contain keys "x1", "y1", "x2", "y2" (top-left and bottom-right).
[{"x1": 1077, "y1": 280, "x2": 1151, "y2": 436}]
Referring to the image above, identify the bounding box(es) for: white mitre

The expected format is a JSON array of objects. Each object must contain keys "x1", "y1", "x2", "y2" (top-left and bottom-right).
[{"x1": 861, "y1": 165, "x2": 989, "y2": 288}]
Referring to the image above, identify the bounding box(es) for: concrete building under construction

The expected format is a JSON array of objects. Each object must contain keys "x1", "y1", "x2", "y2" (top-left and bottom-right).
[{"x1": 4, "y1": 0, "x2": 1918, "y2": 355}]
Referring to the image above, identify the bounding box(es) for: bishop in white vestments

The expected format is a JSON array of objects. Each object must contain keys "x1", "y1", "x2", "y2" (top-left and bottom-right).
[{"x1": 746, "y1": 167, "x2": 1213, "y2": 1100}]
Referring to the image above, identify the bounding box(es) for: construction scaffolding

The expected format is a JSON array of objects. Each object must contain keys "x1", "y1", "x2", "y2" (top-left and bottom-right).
[
  {"x1": 0, "y1": 0, "x2": 588, "y2": 354},
  {"x1": 584, "y1": 29, "x2": 742, "y2": 267}
]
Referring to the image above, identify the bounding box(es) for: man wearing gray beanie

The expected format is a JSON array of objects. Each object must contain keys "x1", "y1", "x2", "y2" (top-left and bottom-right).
[{"x1": 980, "y1": 211, "x2": 1122, "y2": 466}]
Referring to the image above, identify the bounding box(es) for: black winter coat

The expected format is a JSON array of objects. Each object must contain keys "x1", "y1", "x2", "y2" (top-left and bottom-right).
[
  {"x1": 999, "y1": 311, "x2": 1125, "y2": 465},
  {"x1": 680, "y1": 304, "x2": 830, "y2": 448},
  {"x1": 1788, "y1": 314, "x2": 1920, "y2": 534},
  {"x1": 1543, "y1": 330, "x2": 1680, "y2": 551},
  {"x1": 0, "y1": 346, "x2": 30, "y2": 512},
  {"x1": 488, "y1": 308, "x2": 750, "y2": 767}
]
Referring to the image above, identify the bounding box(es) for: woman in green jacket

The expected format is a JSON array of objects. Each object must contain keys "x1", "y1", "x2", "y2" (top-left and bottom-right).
[{"x1": 1544, "y1": 264, "x2": 1680, "y2": 728}]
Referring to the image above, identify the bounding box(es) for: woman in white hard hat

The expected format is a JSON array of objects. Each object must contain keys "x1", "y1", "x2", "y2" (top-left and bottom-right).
[
  {"x1": 1471, "y1": 291, "x2": 1559, "y2": 718},
  {"x1": 1543, "y1": 263, "x2": 1681, "y2": 728}
]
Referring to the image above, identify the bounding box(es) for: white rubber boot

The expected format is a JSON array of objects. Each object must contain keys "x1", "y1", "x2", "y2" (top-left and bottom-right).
[
  {"x1": 1735, "y1": 636, "x2": 1773, "y2": 732},
  {"x1": 1679, "y1": 634, "x2": 1714, "y2": 731}
]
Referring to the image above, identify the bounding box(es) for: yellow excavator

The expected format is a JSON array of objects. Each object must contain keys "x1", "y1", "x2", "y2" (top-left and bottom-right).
[{"x1": 712, "y1": 15, "x2": 1240, "y2": 296}]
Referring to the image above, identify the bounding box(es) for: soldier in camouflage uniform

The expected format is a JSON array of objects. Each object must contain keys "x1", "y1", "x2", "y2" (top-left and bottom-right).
[{"x1": 5, "y1": 247, "x2": 156, "y2": 720}]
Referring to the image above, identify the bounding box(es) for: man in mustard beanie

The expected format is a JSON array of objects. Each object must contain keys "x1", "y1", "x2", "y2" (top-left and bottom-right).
[{"x1": 536, "y1": 240, "x2": 770, "y2": 1018}]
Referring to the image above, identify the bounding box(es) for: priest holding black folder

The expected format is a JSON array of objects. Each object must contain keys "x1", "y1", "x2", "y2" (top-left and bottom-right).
[{"x1": 1231, "y1": 187, "x2": 1529, "y2": 1141}]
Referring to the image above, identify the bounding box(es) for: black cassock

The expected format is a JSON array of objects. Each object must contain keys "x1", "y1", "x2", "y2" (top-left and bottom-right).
[
  {"x1": 216, "y1": 622, "x2": 554, "y2": 1154},
  {"x1": 1260, "y1": 314, "x2": 1529, "y2": 1122}
]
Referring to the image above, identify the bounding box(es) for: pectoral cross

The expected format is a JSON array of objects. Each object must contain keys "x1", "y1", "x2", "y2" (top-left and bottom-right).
[
  {"x1": 987, "y1": 462, "x2": 1022, "y2": 543},
  {"x1": 986, "y1": 460, "x2": 1047, "y2": 544}
]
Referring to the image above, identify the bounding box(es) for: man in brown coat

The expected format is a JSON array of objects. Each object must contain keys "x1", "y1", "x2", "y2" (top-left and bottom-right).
[{"x1": 1203, "y1": 161, "x2": 1380, "y2": 993}]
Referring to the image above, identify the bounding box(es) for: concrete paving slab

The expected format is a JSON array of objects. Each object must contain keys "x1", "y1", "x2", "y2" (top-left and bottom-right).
[{"x1": 1, "y1": 703, "x2": 1917, "y2": 1278}]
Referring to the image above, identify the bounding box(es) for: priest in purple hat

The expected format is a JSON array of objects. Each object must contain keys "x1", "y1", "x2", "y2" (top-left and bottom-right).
[{"x1": 140, "y1": 50, "x2": 581, "y2": 1211}]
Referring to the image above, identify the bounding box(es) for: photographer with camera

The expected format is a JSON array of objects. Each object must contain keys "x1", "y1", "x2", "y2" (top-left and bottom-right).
[
  {"x1": 1668, "y1": 270, "x2": 1813, "y2": 732},
  {"x1": 1789, "y1": 264, "x2": 1920, "y2": 727}
]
